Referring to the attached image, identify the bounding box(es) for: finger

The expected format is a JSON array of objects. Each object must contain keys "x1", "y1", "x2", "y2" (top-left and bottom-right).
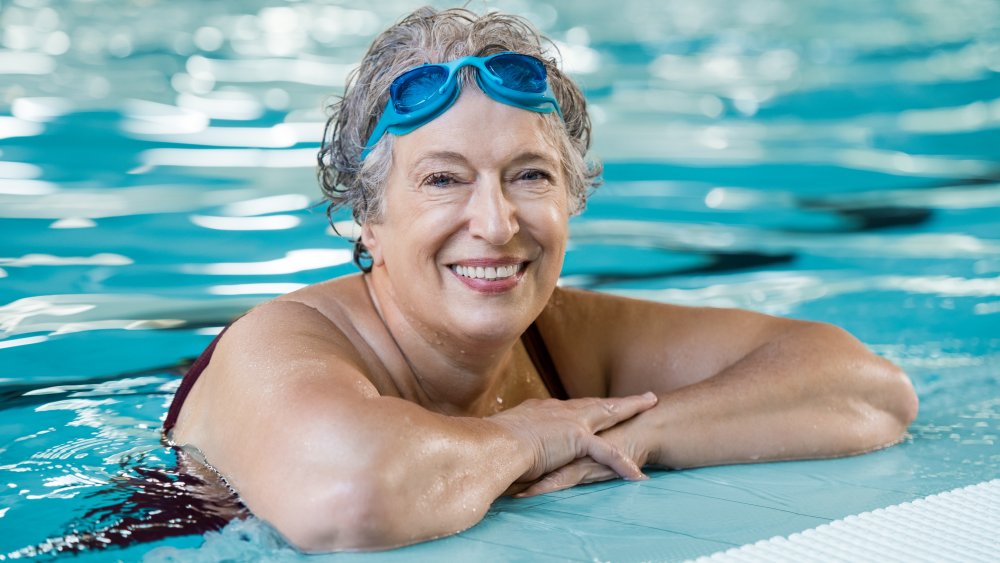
[
  {"x1": 584, "y1": 392, "x2": 658, "y2": 432},
  {"x1": 516, "y1": 458, "x2": 615, "y2": 497},
  {"x1": 583, "y1": 435, "x2": 648, "y2": 482},
  {"x1": 502, "y1": 481, "x2": 534, "y2": 497},
  {"x1": 516, "y1": 463, "x2": 586, "y2": 497},
  {"x1": 573, "y1": 460, "x2": 617, "y2": 485}
]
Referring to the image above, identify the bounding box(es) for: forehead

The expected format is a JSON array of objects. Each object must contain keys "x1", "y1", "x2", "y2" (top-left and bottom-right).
[{"x1": 391, "y1": 87, "x2": 562, "y2": 167}]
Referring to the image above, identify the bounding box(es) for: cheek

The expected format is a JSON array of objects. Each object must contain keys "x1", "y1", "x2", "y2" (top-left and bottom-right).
[
  {"x1": 380, "y1": 208, "x2": 458, "y2": 268},
  {"x1": 523, "y1": 199, "x2": 569, "y2": 247}
]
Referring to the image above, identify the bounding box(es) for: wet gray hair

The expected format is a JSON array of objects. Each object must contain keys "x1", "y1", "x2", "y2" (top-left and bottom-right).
[{"x1": 318, "y1": 6, "x2": 602, "y2": 270}]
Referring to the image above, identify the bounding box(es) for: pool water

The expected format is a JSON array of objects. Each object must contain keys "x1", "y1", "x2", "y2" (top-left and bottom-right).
[{"x1": 1, "y1": 0, "x2": 998, "y2": 560}]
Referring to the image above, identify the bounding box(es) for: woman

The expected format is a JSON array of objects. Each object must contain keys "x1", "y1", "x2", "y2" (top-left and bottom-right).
[{"x1": 164, "y1": 7, "x2": 918, "y2": 552}]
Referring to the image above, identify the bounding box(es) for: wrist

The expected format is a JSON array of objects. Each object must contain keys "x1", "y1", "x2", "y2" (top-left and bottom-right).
[
  {"x1": 479, "y1": 413, "x2": 538, "y2": 482},
  {"x1": 597, "y1": 407, "x2": 657, "y2": 468},
  {"x1": 621, "y1": 396, "x2": 668, "y2": 468}
]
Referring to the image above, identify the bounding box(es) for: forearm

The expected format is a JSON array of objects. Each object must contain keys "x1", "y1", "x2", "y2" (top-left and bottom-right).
[
  {"x1": 512, "y1": 314, "x2": 919, "y2": 498},
  {"x1": 630, "y1": 323, "x2": 918, "y2": 469},
  {"x1": 370, "y1": 414, "x2": 531, "y2": 544},
  {"x1": 281, "y1": 392, "x2": 655, "y2": 550},
  {"x1": 249, "y1": 398, "x2": 532, "y2": 552}
]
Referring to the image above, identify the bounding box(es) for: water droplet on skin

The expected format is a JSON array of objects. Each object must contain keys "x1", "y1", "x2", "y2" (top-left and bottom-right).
[{"x1": 496, "y1": 397, "x2": 503, "y2": 405}]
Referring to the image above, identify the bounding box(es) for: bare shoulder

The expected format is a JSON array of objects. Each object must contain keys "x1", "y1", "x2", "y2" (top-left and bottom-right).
[
  {"x1": 170, "y1": 275, "x2": 390, "y2": 455},
  {"x1": 223, "y1": 275, "x2": 380, "y2": 387},
  {"x1": 173, "y1": 296, "x2": 378, "y2": 435},
  {"x1": 543, "y1": 286, "x2": 795, "y2": 335},
  {"x1": 532, "y1": 287, "x2": 638, "y2": 397},
  {"x1": 539, "y1": 286, "x2": 803, "y2": 396},
  {"x1": 169, "y1": 291, "x2": 404, "y2": 547},
  {"x1": 272, "y1": 272, "x2": 371, "y2": 330},
  {"x1": 226, "y1": 297, "x2": 370, "y2": 373}
]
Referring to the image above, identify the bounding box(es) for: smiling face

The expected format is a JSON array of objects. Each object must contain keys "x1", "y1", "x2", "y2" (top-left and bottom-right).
[{"x1": 361, "y1": 87, "x2": 570, "y2": 344}]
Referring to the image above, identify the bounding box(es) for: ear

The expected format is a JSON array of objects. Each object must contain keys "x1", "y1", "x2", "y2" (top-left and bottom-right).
[{"x1": 360, "y1": 222, "x2": 385, "y2": 267}]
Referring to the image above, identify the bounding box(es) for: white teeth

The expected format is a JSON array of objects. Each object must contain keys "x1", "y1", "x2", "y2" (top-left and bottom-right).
[{"x1": 452, "y1": 263, "x2": 521, "y2": 280}]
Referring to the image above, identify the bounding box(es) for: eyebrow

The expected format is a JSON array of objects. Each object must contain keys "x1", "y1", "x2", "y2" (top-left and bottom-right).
[
  {"x1": 507, "y1": 151, "x2": 560, "y2": 169},
  {"x1": 408, "y1": 150, "x2": 560, "y2": 176},
  {"x1": 408, "y1": 151, "x2": 467, "y2": 176}
]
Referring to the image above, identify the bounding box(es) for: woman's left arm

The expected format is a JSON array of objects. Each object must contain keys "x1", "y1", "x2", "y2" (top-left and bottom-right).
[{"x1": 521, "y1": 288, "x2": 918, "y2": 495}]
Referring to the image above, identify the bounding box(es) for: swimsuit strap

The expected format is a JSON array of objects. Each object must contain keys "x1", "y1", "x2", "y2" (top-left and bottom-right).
[
  {"x1": 162, "y1": 326, "x2": 231, "y2": 433},
  {"x1": 521, "y1": 321, "x2": 569, "y2": 400}
]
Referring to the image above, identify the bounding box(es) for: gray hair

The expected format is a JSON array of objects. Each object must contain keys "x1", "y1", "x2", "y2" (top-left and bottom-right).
[{"x1": 317, "y1": 6, "x2": 602, "y2": 270}]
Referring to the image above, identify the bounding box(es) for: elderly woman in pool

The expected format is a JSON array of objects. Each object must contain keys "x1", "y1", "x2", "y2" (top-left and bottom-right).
[{"x1": 165, "y1": 7, "x2": 918, "y2": 552}]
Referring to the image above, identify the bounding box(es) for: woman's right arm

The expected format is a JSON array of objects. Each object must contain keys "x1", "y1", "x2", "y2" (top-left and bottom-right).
[{"x1": 176, "y1": 301, "x2": 655, "y2": 552}]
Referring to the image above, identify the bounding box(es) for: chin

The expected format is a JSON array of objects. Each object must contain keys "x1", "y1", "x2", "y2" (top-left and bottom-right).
[{"x1": 448, "y1": 310, "x2": 532, "y2": 343}]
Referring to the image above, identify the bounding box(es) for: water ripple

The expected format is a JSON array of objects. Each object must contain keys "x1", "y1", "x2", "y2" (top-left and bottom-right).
[
  {"x1": 573, "y1": 220, "x2": 1000, "y2": 259},
  {"x1": 0, "y1": 294, "x2": 261, "y2": 339}
]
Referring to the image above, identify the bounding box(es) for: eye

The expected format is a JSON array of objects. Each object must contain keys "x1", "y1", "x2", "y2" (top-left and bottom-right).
[
  {"x1": 423, "y1": 172, "x2": 458, "y2": 188},
  {"x1": 517, "y1": 169, "x2": 552, "y2": 182}
]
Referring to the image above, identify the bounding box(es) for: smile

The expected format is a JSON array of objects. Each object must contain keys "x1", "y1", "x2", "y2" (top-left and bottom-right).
[{"x1": 450, "y1": 263, "x2": 522, "y2": 280}]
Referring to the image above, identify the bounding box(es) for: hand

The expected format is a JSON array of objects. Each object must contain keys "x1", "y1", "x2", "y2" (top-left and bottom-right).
[
  {"x1": 488, "y1": 392, "x2": 658, "y2": 486},
  {"x1": 514, "y1": 411, "x2": 654, "y2": 497}
]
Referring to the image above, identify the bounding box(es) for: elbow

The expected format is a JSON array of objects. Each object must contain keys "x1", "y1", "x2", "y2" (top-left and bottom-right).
[
  {"x1": 812, "y1": 323, "x2": 918, "y2": 449},
  {"x1": 857, "y1": 360, "x2": 919, "y2": 451},
  {"x1": 893, "y1": 367, "x2": 919, "y2": 428},
  {"x1": 265, "y1": 475, "x2": 409, "y2": 553},
  {"x1": 883, "y1": 362, "x2": 919, "y2": 435}
]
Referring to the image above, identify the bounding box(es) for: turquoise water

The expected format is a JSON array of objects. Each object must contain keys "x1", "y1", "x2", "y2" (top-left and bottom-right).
[{"x1": 1, "y1": 0, "x2": 998, "y2": 560}]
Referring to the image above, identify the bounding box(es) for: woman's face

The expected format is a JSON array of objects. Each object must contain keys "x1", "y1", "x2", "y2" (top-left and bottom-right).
[{"x1": 362, "y1": 87, "x2": 570, "y2": 343}]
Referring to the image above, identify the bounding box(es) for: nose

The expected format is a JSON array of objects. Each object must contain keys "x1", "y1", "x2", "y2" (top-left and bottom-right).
[{"x1": 466, "y1": 176, "x2": 519, "y2": 245}]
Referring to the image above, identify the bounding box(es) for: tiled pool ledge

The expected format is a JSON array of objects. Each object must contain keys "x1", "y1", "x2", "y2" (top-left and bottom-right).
[{"x1": 690, "y1": 479, "x2": 999, "y2": 563}]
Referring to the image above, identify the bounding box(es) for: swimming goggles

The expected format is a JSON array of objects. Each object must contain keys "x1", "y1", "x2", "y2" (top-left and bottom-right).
[{"x1": 360, "y1": 52, "x2": 564, "y2": 160}]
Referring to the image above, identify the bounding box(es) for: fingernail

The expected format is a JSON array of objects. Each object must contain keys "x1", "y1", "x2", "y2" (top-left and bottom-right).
[{"x1": 643, "y1": 391, "x2": 657, "y2": 401}]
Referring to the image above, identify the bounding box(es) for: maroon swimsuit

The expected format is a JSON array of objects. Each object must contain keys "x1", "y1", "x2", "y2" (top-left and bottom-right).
[{"x1": 163, "y1": 321, "x2": 567, "y2": 433}]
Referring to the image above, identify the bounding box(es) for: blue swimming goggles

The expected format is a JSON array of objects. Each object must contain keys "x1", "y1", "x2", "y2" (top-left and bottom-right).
[{"x1": 360, "y1": 52, "x2": 564, "y2": 160}]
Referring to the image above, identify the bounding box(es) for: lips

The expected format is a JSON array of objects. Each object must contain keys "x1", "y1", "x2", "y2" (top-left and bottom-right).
[
  {"x1": 451, "y1": 263, "x2": 521, "y2": 280},
  {"x1": 447, "y1": 259, "x2": 528, "y2": 293}
]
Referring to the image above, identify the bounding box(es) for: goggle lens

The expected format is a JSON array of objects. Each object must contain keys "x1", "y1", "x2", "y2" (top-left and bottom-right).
[
  {"x1": 392, "y1": 65, "x2": 449, "y2": 113},
  {"x1": 486, "y1": 54, "x2": 547, "y2": 93},
  {"x1": 362, "y1": 52, "x2": 562, "y2": 161}
]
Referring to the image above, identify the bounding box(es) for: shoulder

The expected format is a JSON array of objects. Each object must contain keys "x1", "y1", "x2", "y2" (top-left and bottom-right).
[
  {"x1": 223, "y1": 298, "x2": 364, "y2": 367},
  {"x1": 215, "y1": 279, "x2": 368, "y2": 371},
  {"x1": 222, "y1": 274, "x2": 400, "y2": 392},
  {"x1": 537, "y1": 286, "x2": 800, "y2": 396},
  {"x1": 177, "y1": 295, "x2": 376, "y2": 416},
  {"x1": 171, "y1": 276, "x2": 387, "y2": 439},
  {"x1": 530, "y1": 287, "x2": 621, "y2": 396},
  {"x1": 172, "y1": 281, "x2": 388, "y2": 460},
  {"x1": 235, "y1": 274, "x2": 392, "y2": 368},
  {"x1": 271, "y1": 273, "x2": 371, "y2": 329},
  {"x1": 537, "y1": 285, "x2": 684, "y2": 347},
  {"x1": 536, "y1": 286, "x2": 664, "y2": 351},
  {"x1": 170, "y1": 297, "x2": 399, "y2": 546},
  {"x1": 541, "y1": 285, "x2": 792, "y2": 343}
]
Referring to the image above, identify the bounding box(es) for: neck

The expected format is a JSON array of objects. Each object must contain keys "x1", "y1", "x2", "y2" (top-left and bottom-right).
[{"x1": 363, "y1": 272, "x2": 522, "y2": 415}]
